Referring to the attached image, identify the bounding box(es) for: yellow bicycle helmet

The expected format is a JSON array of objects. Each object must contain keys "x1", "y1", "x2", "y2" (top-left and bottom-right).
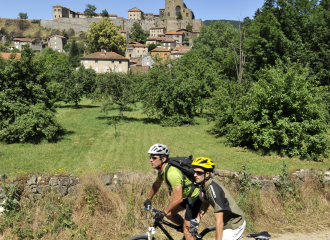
[{"x1": 192, "y1": 157, "x2": 215, "y2": 171}]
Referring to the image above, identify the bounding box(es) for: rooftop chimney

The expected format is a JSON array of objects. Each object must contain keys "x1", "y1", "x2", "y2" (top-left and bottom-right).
[{"x1": 101, "y1": 49, "x2": 106, "y2": 55}]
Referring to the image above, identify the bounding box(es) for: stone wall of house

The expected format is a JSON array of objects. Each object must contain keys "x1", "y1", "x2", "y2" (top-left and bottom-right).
[
  {"x1": 0, "y1": 169, "x2": 329, "y2": 203},
  {"x1": 40, "y1": 18, "x2": 202, "y2": 34}
]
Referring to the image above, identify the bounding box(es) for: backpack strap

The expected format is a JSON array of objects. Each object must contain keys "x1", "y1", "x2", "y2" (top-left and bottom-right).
[
  {"x1": 164, "y1": 163, "x2": 172, "y2": 195},
  {"x1": 165, "y1": 163, "x2": 196, "y2": 205}
]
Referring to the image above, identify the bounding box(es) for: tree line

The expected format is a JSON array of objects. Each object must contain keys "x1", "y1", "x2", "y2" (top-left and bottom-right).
[{"x1": 1, "y1": 0, "x2": 330, "y2": 161}]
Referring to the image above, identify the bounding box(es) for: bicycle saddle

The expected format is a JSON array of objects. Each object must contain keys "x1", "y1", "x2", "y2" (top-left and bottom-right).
[{"x1": 247, "y1": 231, "x2": 271, "y2": 239}]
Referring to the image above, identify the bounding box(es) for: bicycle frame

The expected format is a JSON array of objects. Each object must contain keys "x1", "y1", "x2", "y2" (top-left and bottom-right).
[{"x1": 147, "y1": 219, "x2": 183, "y2": 240}]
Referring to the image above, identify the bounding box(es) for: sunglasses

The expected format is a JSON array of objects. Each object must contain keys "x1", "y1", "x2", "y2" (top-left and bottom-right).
[
  {"x1": 150, "y1": 156, "x2": 160, "y2": 161},
  {"x1": 194, "y1": 170, "x2": 205, "y2": 176}
]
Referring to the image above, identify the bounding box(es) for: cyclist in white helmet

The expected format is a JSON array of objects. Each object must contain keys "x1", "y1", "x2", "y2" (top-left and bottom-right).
[{"x1": 144, "y1": 143, "x2": 202, "y2": 240}]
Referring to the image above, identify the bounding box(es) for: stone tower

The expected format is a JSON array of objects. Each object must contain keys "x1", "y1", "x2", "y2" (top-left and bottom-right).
[{"x1": 164, "y1": 0, "x2": 195, "y2": 20}]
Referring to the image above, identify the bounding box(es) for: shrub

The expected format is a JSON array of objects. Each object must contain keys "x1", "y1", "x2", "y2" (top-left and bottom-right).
[
  {"x1": 18, "y1": 20, "x2": 30, "y2": 30},
  {"x1": 213, "y1": 62, "x2": 329, "y2": 161}
]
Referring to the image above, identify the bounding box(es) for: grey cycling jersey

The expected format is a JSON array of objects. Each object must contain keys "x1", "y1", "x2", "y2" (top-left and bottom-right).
[{"x1": 202, "y1": 178, "x2": 245, "y2": 230}]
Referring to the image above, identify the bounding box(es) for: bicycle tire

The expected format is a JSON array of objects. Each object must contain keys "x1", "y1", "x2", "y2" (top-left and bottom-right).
[
  {"x1": 128, "y1": 234, "x2": 157, "y2": 240},
  {"x1": 199, "y1": 225, "x2": 216, "y2": 238}
]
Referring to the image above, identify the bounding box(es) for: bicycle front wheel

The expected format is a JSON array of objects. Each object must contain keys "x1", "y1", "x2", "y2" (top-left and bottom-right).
[
  {"x1": 199, "y1": 225, "x2": 216, "y2": 238},
  {"x1": 128, "y1": 234, "x2": 157, "y2": 240}
]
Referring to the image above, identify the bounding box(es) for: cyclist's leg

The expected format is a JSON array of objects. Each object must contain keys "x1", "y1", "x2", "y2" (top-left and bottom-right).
[
  {"x1": 165, "y1": 203, "x2": 185, "y2": 226},
  {"x1": 222, "y1": 220, "x2": 246, "y2": 240},
  {"x1": 183, "y1": 197, "x2": 203, "y2": 240}
]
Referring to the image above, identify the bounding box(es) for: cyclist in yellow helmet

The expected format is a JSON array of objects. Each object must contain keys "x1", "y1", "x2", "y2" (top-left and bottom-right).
[{"x1": 191, "y1": 157, "x2": 246, "y2": 240}]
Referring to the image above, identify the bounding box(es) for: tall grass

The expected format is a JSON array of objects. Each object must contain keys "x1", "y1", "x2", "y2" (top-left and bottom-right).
[{"x1": 0, "y1": 171, "x2": 329, "y2": 239}]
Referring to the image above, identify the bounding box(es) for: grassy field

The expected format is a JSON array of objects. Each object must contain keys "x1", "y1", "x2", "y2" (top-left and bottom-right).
[{"x1": 0, "y1": 99, "x2": 329, "y2": 176}]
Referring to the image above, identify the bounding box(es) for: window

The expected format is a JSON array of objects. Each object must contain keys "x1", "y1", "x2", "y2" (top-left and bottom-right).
[
  {"x1": 165, "y1": 53, "x2": 168, "y2": 56},
  {"x1": 103, "y1": 67, "x2": 107, "y2": 72},
  {"x1": 147, "y1": 62, "x2": 149, "y2": 65},
  {"x1": 186, "y1": 13, "x2": 188, "y2": 17},
  {"x1": 163, "y1": 43, "x2": 165, "y2": 47},
  {"x1": 111, "y1": 67, "x2": 114, "y2": 72},
  {"x1": 112, "y1": 61, "x2": 114, "y2": 64},
  {"x1": 55, "y1": 42, "x2": 56, "y2": 44},
  {"x1": 119, "y1": 61, "x2": 122, "y2": 64},
  {"x1": 95, "y1": 67, "x2": 98, "y2": 72},
  {"x1": 119, "y1": 67, "x2": 122, "y2": 72},
  {"x1": 168, "y1": 12, "x2": 170, "y2": 16},
  {"x1": 85, "y1": 66, "x2": 88, "y2": 69},
  {"x1": 85, "y1": 60, "x2": 88, "y2": 64},
  {"x1": 156, "y1": 53, "x2": 160, "y2": 56},
  {"x1": 95, "y1": 60, "x2": 98, "y2": 64},
  {"x1": 59, "y1": 15, "x2": 61, "y2": 18},
  {"x1": 55, "y1": 46, "x2": 56, "y2": 48},
  {"x1": 54, "y1": 9, "x2": 56, "y2": 11},
  {"x1": 54, "y1": 15, "x2": 56, "y2": 18}
]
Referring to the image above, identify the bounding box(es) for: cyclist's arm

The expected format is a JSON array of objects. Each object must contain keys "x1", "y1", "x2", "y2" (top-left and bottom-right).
[
  {"x1": 147, "y1": 178, "x2": 163, "y2": 201},
  {"x1": 214, "y1": 211, "x2": 224, "y2": 240},
  {"x1": 163, "y1": 185, "x2": 183, "y2": 214},
  {"x1": 196, "y1": 199, "x2": 210, "y2": 222}
]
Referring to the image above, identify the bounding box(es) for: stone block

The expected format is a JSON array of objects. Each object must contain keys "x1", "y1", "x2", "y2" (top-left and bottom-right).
[
  {"x1": 60, "y1": 177, "x2": 70, "y2": 186},
  {"x1": 102, "y1": 175, "x2": 112, "y2": 185},
  {"x1": 107, "y1": 185, "x2": 116, "y2": 191},
  {"x1": 260, "y1": 180, "x2": 276, "y2": 192},
  {"x1": 33, "y1": 194, "x2": 42, "y2": 201},
  {"x1": 68, "y1": 184, "x2": 81, "y2": 196},
  {"x1": 49, "y1": 177, "x2": 59, "y2": 186},
  {"x1": 69, "y1": 177, "x2": 76, "y2": 186},
  {"x1": 36, "y1": 186, "x2": 50, "y2": 194},
  {"x1": 27, "y1": 175, "x2": 37, "y2": 186},
  {"x1": 58, "y1": 186, "x2": 68, "y2": 196}
]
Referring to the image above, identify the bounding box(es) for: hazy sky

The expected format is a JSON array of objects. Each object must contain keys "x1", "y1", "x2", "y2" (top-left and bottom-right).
[{"x1": 0, "y1": 0, "x2": 266, "y2": 21}]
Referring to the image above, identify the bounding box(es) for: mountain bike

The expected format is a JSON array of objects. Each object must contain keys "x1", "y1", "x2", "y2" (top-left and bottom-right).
[
  {"x1": 128, "y1": 207, "x2": 215, "y2": 240},
  {"x1": 128, "y1": 207, "x2": 271, "y2": 240}
]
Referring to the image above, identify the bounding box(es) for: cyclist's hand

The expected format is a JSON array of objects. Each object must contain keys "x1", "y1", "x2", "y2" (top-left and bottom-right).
[
  {"x1": 154, "y1": 211, "x2": 166, "y2": 221},
  {"x1": 190, "y1": 218, "x2": 199, "y2": 230},
  {"x1": 144, "y1": 199, "x2": 151, "y2": 210}
]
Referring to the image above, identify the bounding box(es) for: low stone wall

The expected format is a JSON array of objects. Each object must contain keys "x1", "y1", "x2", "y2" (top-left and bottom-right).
[{"x1": 0, "y1": 169, "x2": 329, "y2": 202}]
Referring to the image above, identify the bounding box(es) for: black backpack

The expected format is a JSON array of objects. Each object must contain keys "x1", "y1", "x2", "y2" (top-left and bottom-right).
[{"x1": 164, "y1": 155, "x2": 197, "y2": 204}]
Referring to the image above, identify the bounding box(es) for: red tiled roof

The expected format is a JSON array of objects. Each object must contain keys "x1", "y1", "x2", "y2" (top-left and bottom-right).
[
  {"x1": 166, "y1": 31, "x2": 184, "y2": 35},
  {"x1": 128, "y1": 8, "x2": 142, "y2": 12},
  {"x1": 0, "y1": 53, "x2": 21, "y2": 60},
  {"x1": 128, "y1": 42, "x2": 148, "y2": 47},
  {"x1": 151, "y1": 47, "x2": 171, "y2": 52},
  {"x1": 147, "y1": 38, "x2": 157, "y2": 41},
  {"x1": 120, "y1": 30, "x2": 129, "y2": 33},
  {"x1": 53, "y1": 5, "x2": 64, "y2": 7},
  {"x1": 130, "y1": 59, "x2": 138, "y2": 63},
  {"x1": 150, "y1": 27, "x2": 165, "y2": 29},
  {"x1": 176, "y1": 29, "x2": 191, "y2": 32},
  {"x1": 130, "y1": 66, "x2": 150, "y2": 73},
  {"x1": 56, "y1": 35, "x2": 67, "y2": 39},
  {"x1": 81, "y1": 51, "x2": 129, "y2": 60},
  {"x1": 172, "y1": 46, "x2": 192, "y2": 54},
  {"x1": 192, "y1": 30, "x2": 200, "y2": 33},
  {"x1": 109, "y1": 14, "x2": 117, "y2": 17},
  {"x1": 136, "y1": 62, "x2": 142, "y2": 66},
  {"x1": 158, "y1": 34, "x2": 165, "y2": 37},
  {"x1": 154, "y1": 15, "x2": 160, "y2": 17},
  {"x1": 117, "y1": 17, "x2": 123, "y2": 19},
  {"x1": 13, "y1": 38, "x2": 35, "y2": 42},
  {"x1": 159, "y1": 8, "x2": 165, "y2": 10}
]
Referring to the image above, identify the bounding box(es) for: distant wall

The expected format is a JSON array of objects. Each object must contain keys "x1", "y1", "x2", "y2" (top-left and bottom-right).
[{"x1": 41, "y1": 18, "x2": 202, "y2": 33}]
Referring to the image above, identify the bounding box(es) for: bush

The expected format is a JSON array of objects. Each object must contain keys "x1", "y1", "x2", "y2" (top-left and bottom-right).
[
  {"x1": 212, "y1": 62, "x2": 329, "y2": 161},
  {"x1": 18, "y1": 20, "x2": 30, "y2": 30}
]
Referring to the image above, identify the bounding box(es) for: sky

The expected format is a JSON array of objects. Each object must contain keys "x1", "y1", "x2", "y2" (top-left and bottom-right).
[{"x1": 0, "y1": 0, "x2": 266, "y2": 21}]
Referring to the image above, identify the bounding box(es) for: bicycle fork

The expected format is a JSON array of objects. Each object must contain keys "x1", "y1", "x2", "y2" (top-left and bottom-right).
[{"x1": 146, "y1": 226, "x2": 156, "y2": 240}]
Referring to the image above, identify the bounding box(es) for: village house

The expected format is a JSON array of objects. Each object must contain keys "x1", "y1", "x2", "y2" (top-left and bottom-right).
[
  {"x1": 151, "y1": 47, "x2": 171, "y2": 61},
  {"x1": 142, "y1": 55, "x2": 154, "y2": 68},
  {"x1": 80, "y1": 49, "x2": 129, "y2": 73},
  {"x1": 170, "y1": 46, "x2": 191, "y2": 60},
  {"x1": 52, "y1": 5, "x2": 119, "y2": 19},
  {"x1": 149, "y1": 27, "x2": 167, "y2": 37},
  {"x1": 161, "y1": 39, "x2": 177, "y2": 50},
  {"x1": 165, "y1": 31, "x2": 184, "y2": 45},
  {"x1": 126, "y1": 42, "x2": 148, "y2": 59},
  {"x1": 48, "y1": 35, "x2": 67, "y2": 53},
  {"x1": 12, "y1": 38, "x2": 46, "y2": 52},
  {"x1": 128, "y1": 7, "x2": 144, "y2": 20}
]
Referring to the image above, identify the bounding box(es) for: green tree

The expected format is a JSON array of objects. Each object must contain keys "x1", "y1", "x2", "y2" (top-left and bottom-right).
[
  {"x1": 148, "y1": 43, "x2": 161, "y2": 52},
  {"x1": 18, "y1": 12, "x2": 28, "y2": 19},
  {"x1": 69, "y1": 40, "x2": 80, "y2": 67},
  {"x1": 211, "y1": 62, "x2": 329, "y2": 161},
  {"x1": 177, "y1": 11, "x2": 183, "y2": 20},
  {"x1": 61, "y1": 29, "x2": 69, "y2": 39},
  {"x1": 87, "y1": 17, "x2": 126, "y2": 55},
  {"x1": 0, "y1": 45, "x2": 62, "y2": 143},
  {"x1": 129, "y1": 22, "x2": 148, "y2": 44},
  {"x1": 186, "y1": 24, "x2": 193, "y2": 31},
  {"x1": 101, "y1": 9, "x2": 109, "y2": 18},
  {"x1": 93, "y1": 72, "x2": 142, "y2": 119},
  {"x1": 84, "y1": 4, "x2": 97, "y2": 18}
]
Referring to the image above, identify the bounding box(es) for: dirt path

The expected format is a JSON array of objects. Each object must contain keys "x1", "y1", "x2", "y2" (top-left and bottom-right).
[{"x1": 241, "y1": 230, "x2": 330, "y2": 240}]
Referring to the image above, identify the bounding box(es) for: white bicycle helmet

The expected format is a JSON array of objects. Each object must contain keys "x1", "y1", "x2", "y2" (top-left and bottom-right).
[{"x1": 148, "y1": 144, "x2": 170, "y2": 156}]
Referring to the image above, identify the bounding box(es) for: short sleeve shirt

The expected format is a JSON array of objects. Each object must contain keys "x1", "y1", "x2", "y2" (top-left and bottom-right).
[
  {"x1": 157, "y1": 163, "x2": 200, "y2": 199},
  {"x1": 203, "y1": 178, "x2": 245, "y2": 230}
]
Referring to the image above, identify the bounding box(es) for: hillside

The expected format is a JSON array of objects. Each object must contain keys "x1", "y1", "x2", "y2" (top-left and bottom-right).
[
  {"x1": 204, "y1": 19, "x2": 240, "y2": 29},
  {"x1": 0, "y1": 18, "x2": 52, "y2": 39}
]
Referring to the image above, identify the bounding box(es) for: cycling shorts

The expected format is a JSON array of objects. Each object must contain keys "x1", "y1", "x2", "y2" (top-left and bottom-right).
[{"x1": 179, "y1": 197, "x2": 203, "y2": 221}]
